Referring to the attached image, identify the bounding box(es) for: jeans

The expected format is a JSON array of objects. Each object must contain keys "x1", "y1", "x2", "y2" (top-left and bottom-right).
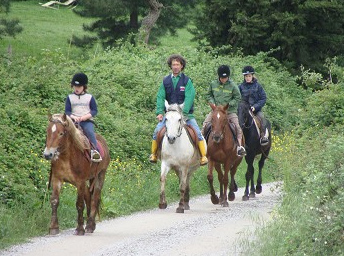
[
  {"x1": 152, "y1": 116, "x2": 204, "y2": 141},
  {"x1": 80, "y1": 121, "x2": 98, "y2": 150}
]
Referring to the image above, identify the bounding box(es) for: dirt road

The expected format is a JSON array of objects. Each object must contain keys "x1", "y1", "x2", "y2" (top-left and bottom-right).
[{"x1": 1, "y1": 182, "x2": 281, "y2": 256}]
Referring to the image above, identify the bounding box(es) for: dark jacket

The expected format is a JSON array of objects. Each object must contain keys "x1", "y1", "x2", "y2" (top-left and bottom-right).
[{"x1": 239, "y1": 78, "x2": 266, "y2": 112}]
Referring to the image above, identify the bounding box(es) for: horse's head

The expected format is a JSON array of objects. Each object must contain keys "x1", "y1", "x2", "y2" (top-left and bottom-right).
[
  {"x1": 43, "y1": 113, "x2": 69, "y2": 160},
  {"x1": 238, "y1": 100, "x2": 251, "y2": 129},
  {"x1": 210, "y1": 103, "x2": 229, "y2": 143},
  {"x1": 164, "y1": 101, "x2": 185, "y2": 144}
]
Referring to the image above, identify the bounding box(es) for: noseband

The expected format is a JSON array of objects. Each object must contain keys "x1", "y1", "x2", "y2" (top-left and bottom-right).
[{"x1": 165, "y1": 109, "x2": 185, "y2": 139}]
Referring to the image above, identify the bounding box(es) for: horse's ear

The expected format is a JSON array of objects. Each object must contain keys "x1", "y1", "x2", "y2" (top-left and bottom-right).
[
  {"x1": 165, "y1": 100, "x2": 170, "y2": 110},
  {"x1": 224, "y1": 103, "x2": 229, "y2": 111},
  {"x1": 62, "y1": 113, "x2": 67, "y2": 121},
  {"x1": 209, "y1": 103, "x2": 216, "y2": 111},
  {"x1": 179, "y1": 102, "x2": 184, "y2": 111}
]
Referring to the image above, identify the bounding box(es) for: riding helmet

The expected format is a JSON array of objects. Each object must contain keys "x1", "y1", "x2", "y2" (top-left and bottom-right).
[
  {"x1": 242, "y1": 66, "x2": 255, "y2": 75},
  {"x1": 71, "y1": 72, "x2": 88, "y2": 86},
  {"x1": 217, "y1": 65, "x2": 230, "y2": 78}
]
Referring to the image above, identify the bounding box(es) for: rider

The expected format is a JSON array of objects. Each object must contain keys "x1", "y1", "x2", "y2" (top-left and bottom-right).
[
  {"x1": 202, "y1": 65, "x2": 246, "y2": 157},
  {"x1": 65, "y1": 72, "x2": 102, "y2": 162},
  {"x1": 149, "y1": 54, "x2": 208, "y2": 166},
  {"x1": 239, "y1": 66, "x2": 269, "y2": 146}
]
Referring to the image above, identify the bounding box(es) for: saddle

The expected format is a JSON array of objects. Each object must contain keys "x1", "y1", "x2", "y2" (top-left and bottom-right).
[
  {"x1": 251, "y1": 113, "x2": 264, "y2": 137},
  {"x1": 156, "y1": 125, "x2": 198, "y2": 156},
  {"x1": 203, "y1": 121, "x2": 237, "y2": 143}
]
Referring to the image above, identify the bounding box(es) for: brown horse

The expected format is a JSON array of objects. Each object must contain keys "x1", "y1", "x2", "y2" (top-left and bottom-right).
[
  {"x1": 206, "y1": 104, "x2": 243, "y2": 207},
  {"x1": 43, "y1": 113, "x2": 110, "y2": 235}
]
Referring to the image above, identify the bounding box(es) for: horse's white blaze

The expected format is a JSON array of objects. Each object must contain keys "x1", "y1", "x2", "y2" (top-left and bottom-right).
[
  {"x1": 51, "y1": 124, "x2": 57, "y2": 133},
  {"x1": 217, "y1": 112, "x2": 220, "y2": 119}
]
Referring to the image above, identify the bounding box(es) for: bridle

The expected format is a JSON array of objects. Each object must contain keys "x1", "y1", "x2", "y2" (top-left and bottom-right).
[
  {"x1": 211, "y1": 110, "x2": 227, "y2": 141},
  {"x1": 165, "y1": 109, "x2": 185, "y2": 139}
]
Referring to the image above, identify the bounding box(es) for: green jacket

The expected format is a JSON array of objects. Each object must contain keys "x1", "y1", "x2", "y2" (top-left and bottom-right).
[
  {"x1": 206, "y1": 78, "x2": 241, "y2": 114},
  {"x1": 156, "y1": 73, "x2": 195, "y2": 119}
]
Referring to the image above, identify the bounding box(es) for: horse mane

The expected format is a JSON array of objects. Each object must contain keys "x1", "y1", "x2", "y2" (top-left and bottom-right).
[
  {"x1": 166, "y1": 103, "x2": 182, "y2": 113},
  {"x1": 51, "y1": 114, "x2": 90, "y2": 152}
]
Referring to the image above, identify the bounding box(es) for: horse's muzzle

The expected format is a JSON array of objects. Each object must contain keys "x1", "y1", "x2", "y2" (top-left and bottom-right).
[{"x1": 167, "y1": 136, "x2": 176, "y2": 144}]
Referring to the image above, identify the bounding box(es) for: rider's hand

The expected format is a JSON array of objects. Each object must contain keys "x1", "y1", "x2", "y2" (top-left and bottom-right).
[
  {"x1": 156, "y1": 114, "x2": 163, "y2": 122},
  {"x1": 250, "y1": 106, "x2": 255, "y2": 112}
]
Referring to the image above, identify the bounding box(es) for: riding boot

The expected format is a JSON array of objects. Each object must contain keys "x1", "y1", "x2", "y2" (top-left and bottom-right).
[
  {"x1": 236, "y1": 134, "x2": 246, "y2": 157},
  {"x1": 198, "y1": 140, "x2": 208, "y2": 166},
  {"x1": 260, "y1": 119, "x2": 269, "y2": 146},
  {"x1": 149, "y1": 140, "x2": 158, "y2": 163}
]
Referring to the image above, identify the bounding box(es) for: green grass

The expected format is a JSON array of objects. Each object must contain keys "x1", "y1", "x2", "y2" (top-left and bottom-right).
[{"x1": 0, "y1": 0, "x2": 96, "y2": 58}]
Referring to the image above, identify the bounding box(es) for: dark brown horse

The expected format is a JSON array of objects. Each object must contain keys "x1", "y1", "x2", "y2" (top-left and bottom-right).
[
  {"x1": 206, "y1": 104, "x2": 243, "y2": 207},
  {"x1": 43, "y1": 113, "x2": 110, "y2": 235},
  {"x1": 238, "y1": 100, "x2": 271, "y2": 200}
]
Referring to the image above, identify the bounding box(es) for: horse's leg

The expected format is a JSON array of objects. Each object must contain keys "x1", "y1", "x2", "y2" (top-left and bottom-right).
[
  {"x1": 228, "y1": 164, "x2": 238, "y2": 202},
  {"x1": 49, "y1": 179, "x2": 62, "y2": 235},
  {"x1": 256, "y1": 154, "x2": 267, "y2": 194},
  {"x1": 183, "y1": 172, "x2": 192, "y2": 210},
  {"x1": 86, "y1": 170, "x2": 106, "y2": 233},
  {"x1": 215, "y1": 162, "x2": 224, "y2": 204},
  {"x1": 84, "y1": 180, "x2": 92, "y2": 232},
  {"x1": 207, "y1": 160, "x2": 219, "y2": 204},
  {"x1": 159, "y1": 162, "x2": 169, "y2": 209},
  {"x1": 176, "y1": 167, "x2": 188, "y2": 213},
  {"x1": 74, "y1": 184, "x2": 86, "y2": 235},
  {"x1": 221, "y1": 162, "x2": 230, "y2": 207},
  {"x1": 243, "y1": 156, "x2": 255, "y2": 201}
]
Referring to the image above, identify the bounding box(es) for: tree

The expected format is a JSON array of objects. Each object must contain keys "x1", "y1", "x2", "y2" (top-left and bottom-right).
[
  {"x1": 0, "y1": 0, "x2": 23, "y2": 39},
  {"x1": 191, "y1": 0, "x2": 344, "y2": 73},
  {"x1": 72, "y1": 0, "x2": 196, "y2": 47}
]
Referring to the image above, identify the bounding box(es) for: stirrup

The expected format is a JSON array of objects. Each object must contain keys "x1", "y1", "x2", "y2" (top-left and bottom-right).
[
  {"x1": 91, "y1": 149, "x2": 102, "y2": 162},
  {"x1": 237, "y1": 146, "x2": 247, "y2": 156},
  {"x1": 149, "y1": 154, "x2": 157, "y2": 163},
  {"x1": 260, "y1": 137, "x2": 269, "y2": 146},
  {"x1": 200, "y1": 156, "x2": 208, "y2": 166}
]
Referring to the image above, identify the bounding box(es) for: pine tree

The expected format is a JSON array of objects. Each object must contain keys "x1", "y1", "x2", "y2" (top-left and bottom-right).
[{"x1": 0, "y1": 0, "x2": 22, "y2": 39}]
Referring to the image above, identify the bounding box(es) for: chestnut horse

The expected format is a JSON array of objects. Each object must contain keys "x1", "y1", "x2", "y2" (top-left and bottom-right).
[
  {"x1": 237, "y1": 100, "x2": 271, "y2": 201},
  {"x1": 43, "y1": 113, "x2": 110, "y2": 235},
  {"x1": 158, "y1": 102, "x2": 202, "y2": 213},
  {"x1": 206, "y1": 104, "x2": 243, "y2": 207}
]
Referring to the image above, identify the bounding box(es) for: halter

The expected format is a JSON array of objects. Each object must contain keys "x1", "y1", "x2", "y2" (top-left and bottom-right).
[{"x1": 165, "y1": 109, "x2": 185, "y2": 139}]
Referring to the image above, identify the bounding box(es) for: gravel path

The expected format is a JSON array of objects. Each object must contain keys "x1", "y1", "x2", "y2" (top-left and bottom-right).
[{"x1": 1, "y1": 182, "x2": 282, "y2": 256}]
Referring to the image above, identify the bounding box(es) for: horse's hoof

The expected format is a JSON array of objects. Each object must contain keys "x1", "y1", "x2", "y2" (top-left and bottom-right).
[
  {"x1": 228, "y1": 192, "x2": 235, "y2": 201},
  {"x1": 74, "y1": 229, "x2": 85, "y2": 236},
  {"x1": 249, "y1": 192, "x2": 256, "y2": 198},
  {"x1": 85, "y1": 227, "x2": 95, "y2": 233},
  {"x1": 176, "y1": 207, "x2": 184, "y2": 213},
  {"x1": 159, "y1": 203, "x2": 167, "y2": 209},
  {"x1": 256, "y1": 185, "x2": 262, "y2": 194},
  {"x1": 49, "y1": 228, "x2": 59, "y2": 235},
  {"x1": 184, "y1": 203, "x2": 190, "y2": 210},
  {"x1": 221, "y1": 201, "x2": 229, "y2": 207},
  {"x1": 211, "y1": 195, "x2": 219, "y2": 204},
  {"x1": 242, "y1": 195, "x2": 249, "y2": 201}
]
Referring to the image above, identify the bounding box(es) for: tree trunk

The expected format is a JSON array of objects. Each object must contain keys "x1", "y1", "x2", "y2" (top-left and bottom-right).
[{"x1": 139, "y1": 0, "x2": 163, "y2": 45}]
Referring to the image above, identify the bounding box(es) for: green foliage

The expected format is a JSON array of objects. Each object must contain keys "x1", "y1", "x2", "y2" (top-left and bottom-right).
[
  {"x1": 0, "y1": 0, "x2": 22, "y2": 39},
  {"x1": 191, "y1": 0, "x2": 344, "y2": 73}
]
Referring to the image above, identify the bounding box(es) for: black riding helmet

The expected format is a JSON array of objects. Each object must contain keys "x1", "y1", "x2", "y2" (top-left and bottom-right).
[
  {"x1": 217, "y1": 65, "x2": 230, "y2": 78},
  {"x1": 71, "y1": 72, "x2": 88, "y2": 86},
  {"x1": 242, "y1": 66, "x2": 255, "y2": 75}
]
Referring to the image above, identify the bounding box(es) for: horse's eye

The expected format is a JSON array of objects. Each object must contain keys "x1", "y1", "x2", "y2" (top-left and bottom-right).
[{"x1": 59, "y1": 132, "x2": 64, "y2": 136}]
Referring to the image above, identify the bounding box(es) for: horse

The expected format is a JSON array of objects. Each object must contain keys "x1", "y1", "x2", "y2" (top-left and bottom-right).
[
  {"x1": 237, "y1": 100, "x2": 271, "y2": 201},
  {"x1": 158, "y1": 102, "x2": 202, "y2": 213},
  {"x1": 43, "y1": 113, "x2": 110, "y2": 235},
  {"x1": 205, "y1": 104, "x2": 243, "y2": 207}
]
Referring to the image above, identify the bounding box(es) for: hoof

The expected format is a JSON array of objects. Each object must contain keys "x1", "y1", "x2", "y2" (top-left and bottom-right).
[
  {"x1": 221, "y1": 201, "x2": 229, "y2": 207},
  {"x1": 242, "y1": 195, "x2": 249, "y2": 201},
  {"x1": 74, "y1": 229, "x2": 85, "y2": 236},
  {"x1": 256, "y1": 185, "x2": 262, "y2": 194},
  {"x1": 228, "y1": 192, "x2": 235, "y2": 201},
  {"x1": 249, "y1": 192, "x2": 256, "y2": 198},
  {"x1": 184, "y1": 203, "x2": 190, "y2": 210},
  {"x1": 159, "y1": 203, "x2": 167, "y2": 209},
  {"x1": 49, "y1": 228, "x2": 59, "y2": 235},
  {"x1": 176, "y1": 207, "x2": 184, "y2": 213},
  {"x1": 211, "y1": 195, "x2": 219, "y2": 205},
  {"x1": 85, "y1": 227, "x2": 95, "y2": 233}
]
